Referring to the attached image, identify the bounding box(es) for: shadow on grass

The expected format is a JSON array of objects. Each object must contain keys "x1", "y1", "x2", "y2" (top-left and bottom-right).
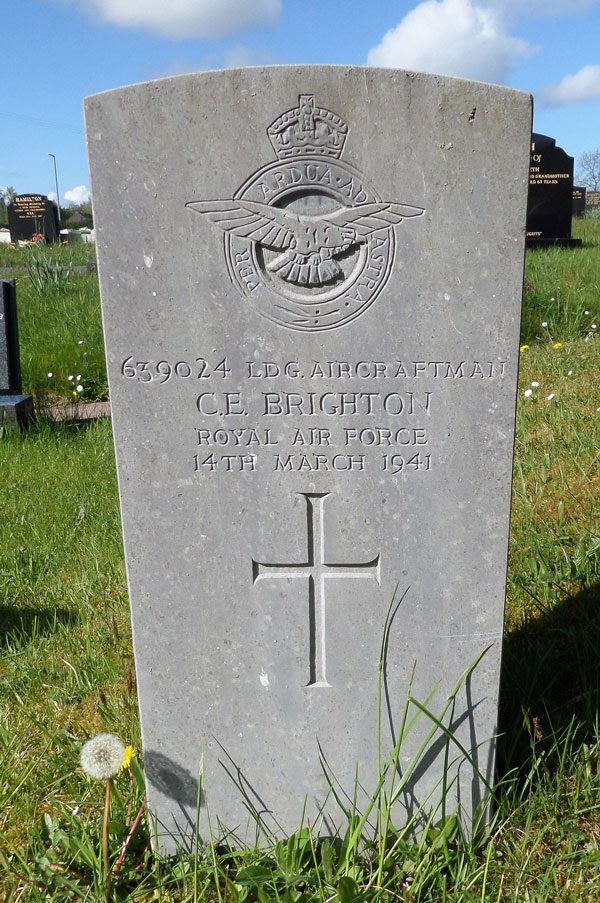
[
  {"x1": 497, "y1": 581, "x2": 600, "y2": 776},
  {"x1": 0, "y1": 605, "x2": 78, "y2": 649}
]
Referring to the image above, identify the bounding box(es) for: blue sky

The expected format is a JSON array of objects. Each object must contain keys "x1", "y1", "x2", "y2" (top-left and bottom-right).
[{"x1": 2, "y1": 0, "x2": 599, "y2": 205}]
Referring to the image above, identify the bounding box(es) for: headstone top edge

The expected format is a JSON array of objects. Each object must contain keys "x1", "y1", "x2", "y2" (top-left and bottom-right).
[{"x1": 83, "y1": 65, "x2": 533, "y2": 107}]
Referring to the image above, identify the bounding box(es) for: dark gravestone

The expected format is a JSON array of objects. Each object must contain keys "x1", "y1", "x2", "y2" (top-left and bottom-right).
[
  {"x1": 7, "y1": 194, "x2": 60, "y2": 243},
  {"x1": 572, "y1": 186, "x2": 586, "y2": 217},
  {"x1": 0, "y1": 280, "x2": 34, "y2": 430},
  {"x1": 526, "y1": 134, "x2": 581, "y2": 248}
]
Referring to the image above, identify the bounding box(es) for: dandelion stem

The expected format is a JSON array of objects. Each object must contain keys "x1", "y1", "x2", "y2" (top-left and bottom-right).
[
  {"x1": 102, "y1": 777, "x2": 112, "y2": 903},
  {"x1": 115, "y1": 796, "x2": 146, "y2": 876}
]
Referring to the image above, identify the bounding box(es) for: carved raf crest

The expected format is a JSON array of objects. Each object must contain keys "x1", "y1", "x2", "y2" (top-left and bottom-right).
[{"x1": 187, "y1": 94, "x2": 424, "y2": 332}]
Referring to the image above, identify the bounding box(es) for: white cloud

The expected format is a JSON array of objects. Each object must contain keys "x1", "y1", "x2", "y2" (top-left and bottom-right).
[
  {"x1": 64, "y1": 186, "x2": 91, "y2": 206},
  {"x1": 540, "y1": 65, "x2": 600, "y2": 106},
  {"x1": 63, "y1": 0, "x2": 281, "y2": 39},
  {"x1": 366, "y1": 0, "x2": 538, "y2": 84}
]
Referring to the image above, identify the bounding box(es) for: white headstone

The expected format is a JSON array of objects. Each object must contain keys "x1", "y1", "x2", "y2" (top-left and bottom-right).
[{"x1": 85, "y1": 66, "x2": 531, "y2": 851}]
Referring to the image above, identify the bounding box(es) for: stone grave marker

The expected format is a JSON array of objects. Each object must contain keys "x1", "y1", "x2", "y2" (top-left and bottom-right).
[
  {"x1": 0, "y1": 280, "x2": 33, "y2": 429},
  {"x1": 7, "y1": 193, "x2": 59, "y2": 243},
  {"x1": 572, "y1": 186, "x2": 586, "y2": 217},
  {"x1": 526, "y1": 133, "x2": 581, "y2": 247},
  {"x1": 85, "y1": 66, "x2": 531, "y2": 851},
  {"x1": 586, "y1": 190, "x2": 600, "y2": 210}
]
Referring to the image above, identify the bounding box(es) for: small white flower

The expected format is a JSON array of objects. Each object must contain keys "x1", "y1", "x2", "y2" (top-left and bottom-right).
[
  {"x1": 592, "y1": 324, "x2": 597, "y2": 329},
  {"x1": 550, "y1": 297, "x2": 555, "y2": 301},
  {"x1": 76, "y1": 375, "x2": 81, "y2": 380},
  {"x1": 542, "y1": 321, "x2": 548, "y2": 327},
  {"x1": 80, "y1": 733, "x2": 125, "y2": 779},
  {"x1": 524, "y1": 389, "x2": 533, "y2": 397},
  {"x1": 47, "y1": 372, "x2": 53, "y2": 378},
  {"x1": 76, "y1": 384, "x2": 83, "y2": 392},
  {"x1": 586, "y1": 336, "x2": 590, "y2": 343},
  {"x1": 568, "y1": 370, "x2": 573, "y2": 376},
  {"x1": 68, "y1": 375, "x2": 74, "y2": 381},
  {"x1": 531, "y1": 381, "x2": 539, "y2": 387},
  {"x1": 585, "y1": 310, "x2": 590, "y2": 315},
  {"x1": 547, "y1": 393, "x2": 555, "y2": 400},
  {"x1": 77, "y1": 340, "x2": 84, "y2": 345},
  {"x1": 597, "y1": 407, "x2": 600, "y2": 412}
]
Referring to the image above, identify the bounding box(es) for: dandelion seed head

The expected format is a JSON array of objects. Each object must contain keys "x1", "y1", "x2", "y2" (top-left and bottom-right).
[
  {"x1": 76, "y1": 384, "x2": 83, "y2": 392},
  {"x1": 80, "y1": 733, "x2": 125, "y2": 779},
  {"x1": 592, "y1": 324, "x2": 597, "y2": 329},
  {"x1": 585, "y1": 310, "x2": 590, "y2": 315},
  {"x1": 524, "y1": 389, "x2": 533, "y2": 397},
  {"x1": 568, "y1": 370, "x2": 573, "y2": 376},
  {"x1": 76, "y1": 374, "x2": 81, "y2": 380},
  {"x1": 550, "y1": 297, "x2": 555, "y2": 301},
  {"x1": 68, "y1": 375, "x2": 74, "y2": 381},
  {"x1": 542, "y1": 321, "x2": 548, "y2": 327},
  {"x1": 47, "y1": 372, "x2": 53, "y2": 378}
]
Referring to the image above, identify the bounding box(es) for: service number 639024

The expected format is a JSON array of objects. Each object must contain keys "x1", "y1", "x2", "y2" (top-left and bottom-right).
[{"x1": 120, "y1": 355, "x2": 231, "y2": 383}]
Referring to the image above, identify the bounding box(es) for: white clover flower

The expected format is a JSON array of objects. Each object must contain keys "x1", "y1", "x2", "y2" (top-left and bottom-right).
[
  {"x1": 76, "y1": 384, "x2": 83, "y2": 392},
  {"x1": 531, "y1": 381, "x2": 539, "y2": 387},
  {"x1": 80, "y1": 733, "x2": 125, "y2": 779},
  {"x1": 524, "y1": 389, "x2": 533, "y2": 397},
  {"x1": 547, "y1": 393, "x2": 555, "y2": 401}
]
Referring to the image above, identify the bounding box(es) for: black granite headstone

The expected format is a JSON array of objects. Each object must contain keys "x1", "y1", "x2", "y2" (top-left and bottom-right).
[
  {"x1": 572, "y1": 186, "x2": 586, "y2": 217},
  {"x1": 7, "y1": 194, "x2": 60, "y2": 243},
  {"x1": 0, "y1": 280, "x2": 34, "y2": 430},
  {"x1": 526, "y1": 134, "x2": 581, "y2": 248}
]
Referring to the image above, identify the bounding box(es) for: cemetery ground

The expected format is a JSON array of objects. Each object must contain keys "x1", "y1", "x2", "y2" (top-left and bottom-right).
[{"x1": 1, "y1": 219, "x2": 600, "y2": 901}]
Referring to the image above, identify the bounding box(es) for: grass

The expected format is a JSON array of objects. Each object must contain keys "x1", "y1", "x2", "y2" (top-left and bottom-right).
[{"x1": 1, "y1": 218, "x2": 600, "y2": 900}]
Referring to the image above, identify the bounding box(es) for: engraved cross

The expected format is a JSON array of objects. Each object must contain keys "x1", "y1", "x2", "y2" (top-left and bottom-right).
[{"x1": 252, "y1": 492, "x2": 380, "y2": 687}]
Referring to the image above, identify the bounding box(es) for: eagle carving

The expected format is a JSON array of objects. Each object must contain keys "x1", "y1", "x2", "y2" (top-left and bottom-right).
[{"x1": 186, "y1": 199, "x2": 424, "y2": 287}]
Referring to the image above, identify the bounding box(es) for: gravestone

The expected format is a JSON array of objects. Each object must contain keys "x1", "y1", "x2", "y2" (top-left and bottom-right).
[
  {"x1": 526, "y1": 134, "x2": 581, "y2": 247},
  {"x1": 572, "y1": 186, "x2": 586, "y2": 217},
  {"x1": 85, "y1": 67, "x2": 531, "y2": 852},
  {"x1": 7, "y1": 194, "x2": 59, "y2": 243},
  {"x1": 586, "y1": 191, "x2": 600, "y2": 210},
  {"x1": 0, "y1": 280, "x2": 34, "y2": 429}
]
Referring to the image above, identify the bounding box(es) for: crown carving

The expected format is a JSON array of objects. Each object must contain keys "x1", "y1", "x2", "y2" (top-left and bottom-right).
[{"x1": 267, "y1": 94, "x2": 348, "y2": 159}]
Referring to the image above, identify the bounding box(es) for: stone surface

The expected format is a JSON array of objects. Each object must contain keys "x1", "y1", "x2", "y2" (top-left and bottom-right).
[
  {"x1": 85, "y1": 66, "x2": 531, "y2": 852},
  {"x1": 526, "y1": 133, "x2": 581, "y2": 248},
  {"x1": 7, "y1": 194, "x2": 59, "y2": 243},
  {"x1": 572, "y1": 186, "x2": 586, "y2": 217}
]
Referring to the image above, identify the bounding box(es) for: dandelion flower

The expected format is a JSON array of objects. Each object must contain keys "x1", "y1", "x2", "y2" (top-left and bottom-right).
[
  {"x1": 553, "y1": 342, "x2": 563, "y2": 349},
  {"x1": 547, "y1": 393, "x2": 555, "y2": 401},
  {"x1": 121, "y1": 746, "x2": 137, "y2": 770},
  {"x1": 531, "y1": 381, "x2": 539, "y2": 387},
  {"x1": 80, "y1": 734, "x2": 125, "y2": 779},
  {"x1": 520, "y1": 344, "x2": 529, "y2": 352},
  {"x1": 76, "y1": 384, "x2": 83, "y2": 393},
  {"x1": 524, "y1": 389, "x2": 533, "y2": 397}
]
